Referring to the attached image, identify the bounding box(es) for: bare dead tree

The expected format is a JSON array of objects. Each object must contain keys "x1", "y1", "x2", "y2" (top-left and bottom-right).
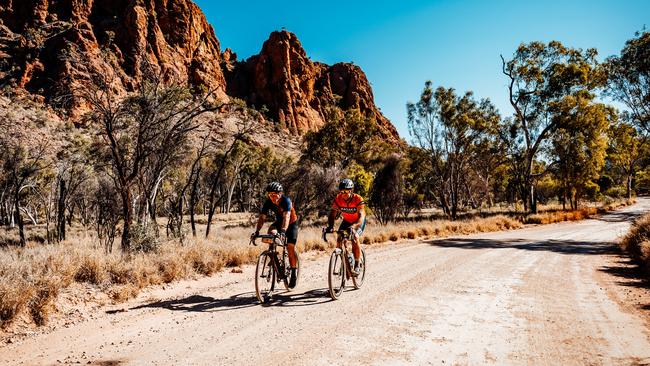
[
  {"x1": 67, "y1": 46, "x2": 228, "y2": 251},
  {"x1": 204, "y1": 116, "x2": 257, "y2": 238}
]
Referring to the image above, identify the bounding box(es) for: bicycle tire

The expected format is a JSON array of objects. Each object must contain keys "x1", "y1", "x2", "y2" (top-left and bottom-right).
[
  {"x1": 328, "y1": 249, "x2": 345, "y2": 299},
  {"x1": 352, "y1": 247, "x2": 366, "y2": 289},
  {"x1": 255, "y1": 251, "x2": 275, "y2": 303}
]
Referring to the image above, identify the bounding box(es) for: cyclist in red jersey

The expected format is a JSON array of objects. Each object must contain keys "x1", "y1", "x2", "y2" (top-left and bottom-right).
[{"x1": 325, "y1": 178, "x2": 366, "y2": 275}]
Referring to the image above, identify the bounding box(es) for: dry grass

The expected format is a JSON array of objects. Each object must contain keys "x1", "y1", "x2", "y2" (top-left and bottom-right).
[
  {"x1": 0, "y1": 198, "x2": 633, "y2": 329},
  {"x1": 524, "y1": 199, "x2": 635, "y2": 225},
  {"x1": 620, "y1": 212, "x2": 650, "y2": 272},
  {"x1": 359, "y1": 215, "x2": 523, "y2": 245}
]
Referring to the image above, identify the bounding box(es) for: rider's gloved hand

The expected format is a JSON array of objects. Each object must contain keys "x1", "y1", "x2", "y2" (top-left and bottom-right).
[
  {"x1": 250, "y1": 231, "x2": 259, "y2": 240},
  {"x1": 277, "y1": 229, "x2": 286, "y2": 241},
  {"x1": 349, "y1": 227, "x2": 358, "y2": 238}
]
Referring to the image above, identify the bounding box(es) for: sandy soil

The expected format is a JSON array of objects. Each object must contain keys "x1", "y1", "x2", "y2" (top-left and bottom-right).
[{"x1": 2, "y1": 199, "x2": 650, "y2": 365}]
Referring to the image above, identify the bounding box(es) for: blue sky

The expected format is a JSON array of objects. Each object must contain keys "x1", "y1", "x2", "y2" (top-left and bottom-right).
[{"x1": 193, "y1": 0, "x2": 649, "y2": 140}]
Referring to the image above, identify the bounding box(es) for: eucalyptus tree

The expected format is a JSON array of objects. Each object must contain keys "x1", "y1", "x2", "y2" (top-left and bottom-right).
[
  {"x1": 606, "y1": 31, "x2": 650, "y2": 133},
  {"x1": 408, "y1": 82, "x2": 502, "y2": 219},
  {"x1": 501, "y1": 41, "x2": 606, "y2": 212},
  {"x1": 607, "y1": 121, "x2": 648, "y2": 199},
  {"x1": 550, "y1": 94, "x2": 612, "y2": 208}
]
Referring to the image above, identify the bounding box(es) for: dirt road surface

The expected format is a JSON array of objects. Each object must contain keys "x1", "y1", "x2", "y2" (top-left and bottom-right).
[{"x1": 3, "y1": 199, "x2": 650, "y2": 365}]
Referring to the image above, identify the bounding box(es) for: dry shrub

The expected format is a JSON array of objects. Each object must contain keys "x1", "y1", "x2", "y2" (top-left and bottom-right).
[
  {"x1": 109, "y1": 284, "x2": 140, "y2": 302},
  {"x1": 302, "y1": 239, "x2": 328, "y2": 251},
  {"x1": 106, "y1": 258, "x2": 135, "y2": 285},
  {"x1": 28, "y1": 279, "x2": 60, "y2": 326},
  {"x1": 74, "y1": 254, "x2": 105, "y2": 284},
  {"x1": 620, "y1": 213, "x2": 650, "y2": 270},
  {"x1": 184, "y1": 246, "x2": 224, "y2": 275},
  {"x1": 0, "y1": 278, "x2": 33, "y2": 329},
  {"x1": 157, "y1": 258, "x2": 186, "y2": 284}
]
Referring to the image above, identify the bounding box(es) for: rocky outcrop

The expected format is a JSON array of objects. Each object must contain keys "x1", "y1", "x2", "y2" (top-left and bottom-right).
[
  {"x1": 223, "y1": 30, "x2": 399, "y2": 139},
  {"x1": 0, "y1": 0, "x2": 228, "y2": 105},
  {"x1": 0, "y1": 2, "x2": 399, "y2": 140}
]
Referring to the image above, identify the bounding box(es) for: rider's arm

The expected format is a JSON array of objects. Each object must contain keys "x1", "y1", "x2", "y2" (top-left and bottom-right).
[
  {"x1": 354, "y1": 204, "x2": 366, "y2": 230},
  {"x1": 255, "y1": 214, "x2": 266, "y2": 233},
  {"x1": 281, "y1": 211, "x2": 290, "y2": 232},
  {"x1": 327, "y1": 208, "x2": 337, "y2": 229}
]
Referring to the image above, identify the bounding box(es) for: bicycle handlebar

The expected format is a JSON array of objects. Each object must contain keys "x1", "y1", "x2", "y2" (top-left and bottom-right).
[
  {"x1": 322, "y1": 228, "x2": 354, "y2": 242},
  {"x1": 250, "y1": 233, "x2": 286, "y2": 247}
]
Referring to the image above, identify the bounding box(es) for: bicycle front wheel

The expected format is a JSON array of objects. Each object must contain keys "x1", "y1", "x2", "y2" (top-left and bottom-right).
[
  {"x1": 255, "y1": 251, "x2": 275, "y2": 303},
  {"x1": 352, "y1": 247, "x2": 366, "y2": 289},
  {"x1": 327, "y1": 249, "x2": 345, "y2": 299}
]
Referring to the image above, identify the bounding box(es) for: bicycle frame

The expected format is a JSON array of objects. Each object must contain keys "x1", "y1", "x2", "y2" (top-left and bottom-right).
[
  {"x1": 251, "y1": 234, "x2": 288, "y2": 281},
  {"x1": 251, "y1": 233, "x2": 294, "y2": 303},
  {"x1": 323, "y1": 230, "x2": 355, "y2": 279},
  {"x1": 323, "y1": 228, "x2": 366, "y2": 299}
]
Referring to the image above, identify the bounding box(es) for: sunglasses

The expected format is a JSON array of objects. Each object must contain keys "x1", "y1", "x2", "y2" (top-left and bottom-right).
[{"x1": 339, "y1": 189, "x2": 352, "y2": 194}]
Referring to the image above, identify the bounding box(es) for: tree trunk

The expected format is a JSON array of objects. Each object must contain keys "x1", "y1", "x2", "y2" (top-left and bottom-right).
[
  {"x1": 147, "y1": 174, "x2": 164, "y2": 237},
  {"x1": 57, "y1": 179, "x2": 66, "y2": 242},
  {"x1": 626, "y1": 174, "x2": 632, "y2": 200},
  {"x1": 190, "y1": 174, "x2": 200, "y2": 237},
  {"x1": 14, "y1": 190, "x2": 25, "y2": 247},
  {"x1": 121, "y1": 189, "x2": 133, "y2": 252}
]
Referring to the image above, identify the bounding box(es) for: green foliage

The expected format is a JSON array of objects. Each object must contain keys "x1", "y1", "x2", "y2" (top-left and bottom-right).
[
  {"x1": 550, "y1": 94, "x2": 611, "y2": 207},
  {"x1": 407, "y1": 82, "x2": 504, "y2": 218},
  {"x1": 301, "y1": 108, "x2": 395, "y2": 170},
  {"x1": 605, "y1": 121, "x2": 647, "y2": 198},
  {"x1": 636, "y1": 167, "x2": 650, "y2": 195},
  {"x1": 370, "y1": 155, "x2": 404, "y2": 225},
  {"x1": 605, "y1": 30, "x2": 650, "y2": 133},
  {"x1": 345, "y1": 162, "x2": 373, "y2": 199},
  {"x1": 502, "y1": 40, "x2": 604, "y2": 212}
]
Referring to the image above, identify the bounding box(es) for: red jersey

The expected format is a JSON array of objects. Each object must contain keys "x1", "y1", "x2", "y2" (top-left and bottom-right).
[{"x1": 332, "y1": 193, "x2": 365, "y2": 223}]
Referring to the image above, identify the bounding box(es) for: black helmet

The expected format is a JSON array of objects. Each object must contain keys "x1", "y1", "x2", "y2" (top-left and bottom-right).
[
  {"x1": 338, "y1": 178, "x2": 354, "y2": 190},
  {"x1": 265, "y1": 181, "x2": 283, "y2": 193}
]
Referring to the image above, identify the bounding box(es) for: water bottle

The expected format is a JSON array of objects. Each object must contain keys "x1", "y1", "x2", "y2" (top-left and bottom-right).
[{"x1": 348, "y1": 253, "x2": 354, "y2": 268}]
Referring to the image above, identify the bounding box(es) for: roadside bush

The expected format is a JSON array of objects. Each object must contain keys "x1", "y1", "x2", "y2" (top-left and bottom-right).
[
  {"x1": 620, "y1": 213, "x2": 650, "y2": 271},
  {"x1": 605, "y1": 185, "x2": 627, "y2": 198}
]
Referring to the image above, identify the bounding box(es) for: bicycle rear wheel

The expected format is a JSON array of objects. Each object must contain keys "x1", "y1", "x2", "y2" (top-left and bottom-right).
[
  {"x1": 255, "y1": 251, "x2": 275, "y2": 303},
  {"x1": 327, "y1": 249, "x2": 345, "y2": 299},
  {"x1": 352, "y1": 247, "x2": 366, "y2": 289}
]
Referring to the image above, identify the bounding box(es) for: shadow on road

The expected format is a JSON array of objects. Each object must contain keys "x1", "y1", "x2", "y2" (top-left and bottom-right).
[
  {"x1": 426, "y1": 237, "x2": 619, "y2": 256},
  {"x1": 129, "y1": 288, "x2": 332, "y2": 313},
  {"x1": 600, "y1": 258, "x2": 650, "y2": 290},
  {"x1": 599, "y1": 257, "x2": 650, "y2": 313},
  {"x1": 596, "y1": 210, "x2": 642, "y2": 223}
]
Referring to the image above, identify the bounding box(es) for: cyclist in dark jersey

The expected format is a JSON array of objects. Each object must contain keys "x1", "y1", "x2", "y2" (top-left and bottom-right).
[
  {"x1": 325, "y1": 178, "x2": 366, "y2": 275},
  {"x1": 252, "y1": 181, "x2": 299, "y2": 288}
]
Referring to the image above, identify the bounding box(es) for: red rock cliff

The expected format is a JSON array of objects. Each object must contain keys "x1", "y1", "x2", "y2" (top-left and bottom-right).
[
  {"x1": 0, "y1": 2, "x2": 399, "y2": 140},
  {"x1": 0, "y1": 0, "x2": 228, "y2": 104},
  {"x1": 223, "y1": 30, "x2": 399, "y2": 140}
]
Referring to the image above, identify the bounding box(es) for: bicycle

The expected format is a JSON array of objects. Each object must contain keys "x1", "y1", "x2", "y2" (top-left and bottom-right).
[
  {"x1": 250, "y1": 233, "x2": 300, "y2": 303},
  {"x1": 322, "y1": 228, "x2": 367, "y2": 300}
]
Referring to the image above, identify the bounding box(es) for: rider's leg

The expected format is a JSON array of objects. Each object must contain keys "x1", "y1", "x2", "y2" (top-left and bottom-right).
[
  {"x1": 267, "y1": 226, "x2": 278, "y2": 251},
  {"x1": 286, "y1": 223, "x2": 299, "y2": 268},
  {"x1": 287, "y1": 243, "x2": 297, "y2": 268},
  {"x1": 351, "y1": 219, "x2": 366, "y2": 262},
  {"x1": 351, "y1": 236, "x2": 361, "y2": 261}
]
